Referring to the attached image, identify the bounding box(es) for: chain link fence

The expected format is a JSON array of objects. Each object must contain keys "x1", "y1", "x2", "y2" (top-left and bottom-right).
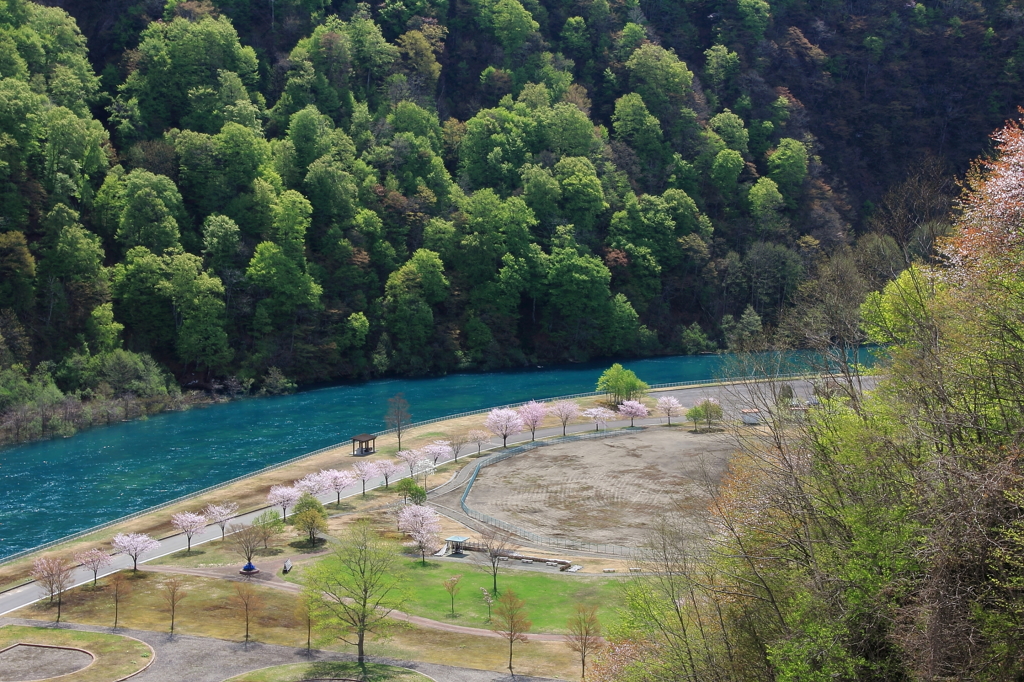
[{"x1": 459, "y1": 430, "x2": 636, "y2": 556}]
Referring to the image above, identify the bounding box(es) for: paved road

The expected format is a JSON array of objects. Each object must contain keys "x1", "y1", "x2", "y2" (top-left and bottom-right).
[
  {"x1": 0, "y1": 374, "x2": 875, "y2": 619},
  {"x1": 0, "y1": 617, "x2": 559, "y2": 682}
]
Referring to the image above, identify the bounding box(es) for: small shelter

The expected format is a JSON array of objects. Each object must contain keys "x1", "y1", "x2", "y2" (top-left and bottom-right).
[
  {"x1": 445, "y1": 536, "x2": 470, "y2": 555},
  {"x1": 740, "y1": 408, "x2": 761, "y2": 425},
  {"x1": 351, "y1": 434, "x2": 376, "y2": 455}
]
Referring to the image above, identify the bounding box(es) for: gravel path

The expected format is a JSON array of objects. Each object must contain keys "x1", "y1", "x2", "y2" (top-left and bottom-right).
[
  {"x1": 0, "y1": 618, "x2": 559, "y2": 682},
  {"x1": 0, "y1": 642, "x2": 93, "y2": 681}
]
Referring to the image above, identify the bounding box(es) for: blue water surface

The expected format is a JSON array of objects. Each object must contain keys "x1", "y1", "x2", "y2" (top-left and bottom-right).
[{"x1": 0, "y1": 352, "x2": 829, "y2": 559}]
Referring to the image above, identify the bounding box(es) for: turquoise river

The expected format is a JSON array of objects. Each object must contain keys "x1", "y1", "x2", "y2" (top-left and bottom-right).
[{"x1": 0, "y1": 352, "x2": 848, "y2": 560}]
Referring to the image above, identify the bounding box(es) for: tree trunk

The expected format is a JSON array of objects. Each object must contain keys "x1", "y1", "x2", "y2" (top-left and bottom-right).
[{"x1": 357, "y1": 629, "x2": 365, "y2": 663}]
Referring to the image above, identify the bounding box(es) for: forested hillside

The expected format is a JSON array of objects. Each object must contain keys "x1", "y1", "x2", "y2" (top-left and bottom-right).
[{"x1": 0, "y1": 0, "x2": 1020, "y2": 438}]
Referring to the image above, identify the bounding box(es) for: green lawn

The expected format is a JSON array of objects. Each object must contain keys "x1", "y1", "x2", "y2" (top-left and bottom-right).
[
  {"x1": 222, "y1": 661, "x2": 431, "y2": 682},
  {"x1": 399, "y1": 559, "x2": 624, "y2": 633}
]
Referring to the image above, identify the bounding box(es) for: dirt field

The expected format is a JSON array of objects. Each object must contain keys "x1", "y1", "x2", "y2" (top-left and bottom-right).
[{"x1": 463, "y1": 427, "x2": 737, "y2": 547}]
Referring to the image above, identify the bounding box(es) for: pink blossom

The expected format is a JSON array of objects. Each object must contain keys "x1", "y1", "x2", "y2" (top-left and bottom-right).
[
  {"x1": 550, "y1": 400, "x2": 581, "y2": 436},
  {"x1": 398, "y1": 504, "x2": 442, "y2": 563},
  {"x1": 295, "y1": 471, "x2": 328, "y2": 496},
  {"x1": 268, "y1": 485, "x2": 301, "y2": 519},
  {"x1": 170, "y1": 511, "x2": 207, "y2": 552},
  {"x1": 656, "y1": 396, "x2": 683, "y2": 425},
  {"x1": 397, "y1": 449, "x2": 421, "y2": 476},
  {"x1": 618, "y1": 400, "x2": 649, "y2": 426},
  {"x1": 320, "y1": 469, "x2": 356, "y2": 504},
  {"x1": 422, "y1": 440, "x2": 454, "y2": 465},
  {"x1": 112, "y1": 532, "x2": 160, "y2": 571},
  {"x1": 376, "y1": 460, "x2": 403, "y2": 488},
  {"x1": 74, "y1": 548, "x2": 112, "y2": 586},
  {"x1": 203, "y1": 502, "x2": 238, "y2": 540},
  {"x1": 485, "y1": 408, "x2": 525, "y2": 447},
  {"x1": 582, "y1": 407, "x2": 616, "y2": 431},
  {"x1": 353, "y1": 461, "x2": 379, "y2": 497},
  {"x1": 466, "y1": 430, "x2": 492, "y2": 454},
  {"x1": 517, "y1": 401, "x2": 548, "y2": 440}
]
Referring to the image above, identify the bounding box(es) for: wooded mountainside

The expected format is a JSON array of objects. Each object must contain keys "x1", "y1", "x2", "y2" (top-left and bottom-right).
[{"x1": 0, "y1": 0, "x2": 1018, "y2": 430}]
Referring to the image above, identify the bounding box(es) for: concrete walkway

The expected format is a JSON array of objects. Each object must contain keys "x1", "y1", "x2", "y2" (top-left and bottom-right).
[
  {"x1": 1, "y1": 375, "x2": 873, "y2": 620},
  {"x1": 0, "y1": 617, "x2": 559, "y2": 682}
]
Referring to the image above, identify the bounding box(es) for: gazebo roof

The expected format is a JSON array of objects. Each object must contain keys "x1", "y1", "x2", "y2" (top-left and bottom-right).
[
  {"x1": 446, "y1": 536, "x2": 470, "y2": 542},
  {"x1": 352, "y1": 433, "x2": 376, "y2": 441}
]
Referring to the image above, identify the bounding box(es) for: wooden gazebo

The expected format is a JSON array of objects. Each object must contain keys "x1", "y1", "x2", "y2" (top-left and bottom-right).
[{"x1": 351, "y1": 433, "x2": 376, "y2": 455}]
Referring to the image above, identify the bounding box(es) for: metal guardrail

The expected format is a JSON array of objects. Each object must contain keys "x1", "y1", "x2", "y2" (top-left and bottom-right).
[
  {"x1": 0, "y1": 371, "x2": 815, "y2": 566},
  {"x1": 458, "y1": 430, "x2": 636, "y2": 556}
]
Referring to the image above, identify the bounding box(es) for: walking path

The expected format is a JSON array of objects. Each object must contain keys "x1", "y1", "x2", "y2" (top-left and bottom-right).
[
  {"x1": 0, "y1": 617, "x2": 559, "y2": 682},
  {"x1": 1, "y1": 376, "x2": 872, "y2": 620},
  {"x1": 140, "y1": 564, "x2": 572, "y2": 642}
]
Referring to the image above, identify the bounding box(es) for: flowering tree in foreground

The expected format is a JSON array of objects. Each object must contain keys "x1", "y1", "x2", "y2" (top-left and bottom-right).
[
  {"x1": 268, "y1": 485, "x2": 301, "y2": 519},
  {"x1": 112, "y1": 532, "x2": 160, "y2": 572},
  {"x1": 485, "y1": 408, "x2": 525, "y2": 447},
  {"x1": 398, "y1": 504, "x2": 442, "y2": 564},
  {"x1": 171, "y1": 511, "x2": 207, "y2": 553},
  {"x1": 467, "y1": 429, "x2": 492, "y2": 454},
  {"x1": 32, "y1": 556, "x2": 74, "y2": 623},
  {"x1": 422, "y1": 440, "x2": 453, "y2": 465},
  {"x1": 550, "y1": 400, "x2": 580, "y2": 436},
  {"x1": 618, "y1": 400, "x2": 649, "y2": 427},
  {"x1": 320, "y1": 469, "x2": 356, "y2": 504},
  {"x1": 203, "y1": 502, "x2": 238, "y2": 540},
  {"x1": 377, "y1": 459, "x2": 402, "y2": 488},
  {"x1": 397, "y1": 449, "x2": 421, "y2": 477},
  {"x1": 656, "y1": 396, "x2": 683, "y2": 425},
  {"x1": 353, "y1": 461, "x2": 379, "y2": 497},
  {"x1": 75, "y1": 548, "x2": 112, "y2": 587},
  {"x1": 582, "y1": 407, "x2": 615, "y2": 431},
  {"x1": 517, "y1": 401, "x2": 548, "y2": 440},
  {"x1": 295, "y1": 471, "x2": 328, "y2": 496}
]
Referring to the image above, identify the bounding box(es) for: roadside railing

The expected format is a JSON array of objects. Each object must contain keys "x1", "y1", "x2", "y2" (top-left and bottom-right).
[
  {"x1": 0, "y1": 371, "x2": 816, "y2": 567},
  {"x1": 458, "y1": 430, "x2": 636, "y2": 556}
]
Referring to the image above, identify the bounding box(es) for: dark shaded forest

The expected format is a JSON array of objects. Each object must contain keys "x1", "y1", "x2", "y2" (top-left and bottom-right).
[{"x1": 0, "y1": 0, "x2": 1018, "y2": 439}]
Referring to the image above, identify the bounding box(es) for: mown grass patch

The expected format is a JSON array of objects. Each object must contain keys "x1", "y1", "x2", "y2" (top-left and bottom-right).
[
  {"x1": 0, "y1": 624, "x2": 152, "y2": 682},
  {"x1": 222, "y1": 661, "x2": 430, "y2": 682}
]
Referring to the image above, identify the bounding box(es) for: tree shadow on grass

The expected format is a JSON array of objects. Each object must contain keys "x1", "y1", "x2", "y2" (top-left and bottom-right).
[
  {"x1": 255, "y1": 547, "x2": 284, "y2": 558},
  {"x1": 289, "y1": 538, "x2": 330, "y2": 555},
  {"x1": 304, "y1": 661, "x2": 404, "y2": 681}
]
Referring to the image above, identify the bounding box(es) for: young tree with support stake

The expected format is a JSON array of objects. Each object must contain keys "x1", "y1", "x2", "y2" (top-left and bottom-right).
[
  {"x1": 494, "y1": 589, "x2": 532, "y2": 678},
  {"x1": 444, "y1": 574, "x2": 462, "y2": 616},
  {"x1": 109, "y1": 572, "x2": 131, "y2": 628},
  {"x1": 474, "y1": 526, "x2": 517, "y2": 593},
  {"x1": 302, "y1": 520, "x2": 406, "y2": 664},
  {"x1": 231, "y1": 581, "x2": 264, "y2": 645},
  {"x1": 160, "y1": 576, "x2": 187, "y2": 633},
  {"x1": 385, "y1": 393, "x2": 411, "y2": 449}
]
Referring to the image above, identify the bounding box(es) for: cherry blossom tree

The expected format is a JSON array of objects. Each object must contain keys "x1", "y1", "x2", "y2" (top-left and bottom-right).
[
  {"x1": 112, "y1": 532, "x2": 160, "y2": 572},
  {"x1": 397, "y1": 449, "x2": 421, "y2": 477},
  {"x1": 295, "y1": 471, "x2": 328, "y2": 496},
  {"x1": 618, "y1": 400, "x2": 649, "y2": 427},
  {"x1": 376, "y1": 460, "x2": 402, "y2": 488},
  {"x1": 171, "y1": 511, "x2": 207, "y2": 553},
  {"x1": 353, "y1": 461, "x2": 379, "y2": 497},
  {"x1": 268, "y1": 485, "x2": 301, "y2": 519},
  {"x1": 656, "y1": 396, "x2": 683, "y2": 425},
  {"x1": 415, "y1": 458, "x2": 435, "y2": 487},
  {"x1": 446, "y1": 431, "x2": 470, "y2": 462},
  {"x1": 550, "y1": 400, "x2": 581, "y2": 436},
  {"x1": 582, "y1": 407, "x2": 615, "y2": 431},
  {"x1": 398, "y1": 504, "x2": 442, "y2": 564},
  {"x1": 74, "y1": 548, "x2": 111, "y2": 587},
  {"x1": 517, "y1": 401, "x2": 548, "y2": 440},
  {"x1": 203, "y1": 502, "x2": 239, "y2": 540},
  {"x1": 32, "y1": 556, "x2": 73, "y2": 623},
  {"x1": 485, "y1": 408, "x2": 525, "y2": 447},
  {"x1": 422, "y1": 440, "x2": 453, "y2": 465},
  {"x1": 467, "y1": 429, "x2": 492, "y2": 454},
  {"x1": 321, "y1": 469, "x2": 356, "y2": 504}
]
